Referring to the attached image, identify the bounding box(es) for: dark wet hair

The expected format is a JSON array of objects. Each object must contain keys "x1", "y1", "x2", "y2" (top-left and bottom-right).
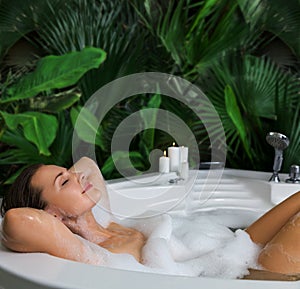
[{"x1": 0, "y1": 164, "x2": 47, "y2": 217}]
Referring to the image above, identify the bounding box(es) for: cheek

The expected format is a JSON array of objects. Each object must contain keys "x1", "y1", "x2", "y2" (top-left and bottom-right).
[
  {"x1": 53, "y1": 186, "x2": 81, "y2": 209},
  {"x1": 55, "y1": 186, "x2": 100, "y2": 216},
  {"x1": 85, "y1": 188, "x2": 101, "y2": 203}
]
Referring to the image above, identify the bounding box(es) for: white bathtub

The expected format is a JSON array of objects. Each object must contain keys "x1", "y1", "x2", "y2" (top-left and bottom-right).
[{"x1": 1, "y1": 168, "x2": 300, "y2": 289}]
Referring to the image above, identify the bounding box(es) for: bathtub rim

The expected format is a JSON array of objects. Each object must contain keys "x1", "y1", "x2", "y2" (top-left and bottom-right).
[
  {"x1": 1, "y1": 167, "x2": 300, "y2": 289},
  {"x1": 0, "y1": 248, "x2": 300, "y2": 289}
]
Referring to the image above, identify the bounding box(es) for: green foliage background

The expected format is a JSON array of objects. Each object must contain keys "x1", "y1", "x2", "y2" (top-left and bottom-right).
[{"x1": 0, "y1": 0, "x2": 299, "y2": 195}]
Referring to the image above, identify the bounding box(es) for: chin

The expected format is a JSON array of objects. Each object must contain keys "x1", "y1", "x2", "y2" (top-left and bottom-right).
[{"x1": 85, "y1": 190, "x2": 101, "y2": 205}]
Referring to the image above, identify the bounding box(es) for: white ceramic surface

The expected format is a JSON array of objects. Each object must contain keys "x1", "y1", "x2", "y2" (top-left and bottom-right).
[{"x1": 1, "y1": 168, "x2": 300, "y2": 289}]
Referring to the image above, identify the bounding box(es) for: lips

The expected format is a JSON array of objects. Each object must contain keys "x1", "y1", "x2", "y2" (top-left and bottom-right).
[{"x1": 82, "y1": 183, "x2": 93, "y2": 194}]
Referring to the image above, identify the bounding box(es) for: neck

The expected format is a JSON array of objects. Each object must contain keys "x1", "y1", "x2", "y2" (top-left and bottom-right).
[{"x1": 62, "y1": 210, "x2": 111, "y2": 244}]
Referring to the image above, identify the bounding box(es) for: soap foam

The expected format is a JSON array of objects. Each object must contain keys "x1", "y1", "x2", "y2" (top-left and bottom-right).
[{"x1": 76, "y1": 213, "x2": 261, "y2": 279}]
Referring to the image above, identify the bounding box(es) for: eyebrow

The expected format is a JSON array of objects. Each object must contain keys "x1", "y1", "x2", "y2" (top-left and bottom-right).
[{"x1": 53, "y1": 172, "x2": 63, "y2": 185}]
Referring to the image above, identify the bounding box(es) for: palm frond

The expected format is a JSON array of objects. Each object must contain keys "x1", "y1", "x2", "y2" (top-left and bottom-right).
[
  {"x1": 283, "y1": 102, "x2": 300, "y2": 170},
  {"x1": 0, "y1": 0, "x2": 62, "y2": 59},
  {"x1": 33, "y1": 0, "x2": 146, "y2": 101},
  {"x1": 198, "y1": 54, "x2": 298, "y2": 170},
  {"x1": 263, "y1": 0, "x2": 300, "y2": 59},
  {"x1": 145, "y1": 0, "x2": 251, "y2": 76}
]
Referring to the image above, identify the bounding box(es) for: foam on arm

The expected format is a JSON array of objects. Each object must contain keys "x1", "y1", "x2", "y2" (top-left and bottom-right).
[{"x1": 1, "y1": 208, "x2": 100, "y2": 264}]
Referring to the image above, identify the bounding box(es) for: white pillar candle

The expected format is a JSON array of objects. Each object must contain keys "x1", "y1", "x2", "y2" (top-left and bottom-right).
[
  {"x1": 180, "y1": 146, "x2": 188, "y2": 163},
  {"x1": 168, "y1": 142, "x2": 180, "y2": 172},
  {"x1": 159, "y1": 150, "x2": 170, "y2": 173},
  {"x1": 180, "y1": 162, "x2": 189, "y2": 180}
]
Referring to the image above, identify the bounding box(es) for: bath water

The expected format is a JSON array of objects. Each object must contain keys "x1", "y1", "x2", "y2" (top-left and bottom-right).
[{"x1": 78, "y1": 213, "x2": 261, "y2": 279}]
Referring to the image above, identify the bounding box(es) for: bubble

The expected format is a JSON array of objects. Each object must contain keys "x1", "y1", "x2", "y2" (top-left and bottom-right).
[{"x1": 75, "y1": 214, "x2": 261, "y2": 279}]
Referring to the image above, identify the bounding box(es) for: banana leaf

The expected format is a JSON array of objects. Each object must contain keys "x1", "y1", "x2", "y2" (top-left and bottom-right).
[
  {"x1": 30, "y1": 89, "x2": 81, "y2": 113},
  {"x1": 0, "y1": 111, "x2": 58, "y2": 156},
  {"x1": 0, "y1": 111, "x2": 74, "y2": 176},
  {"x1": 70, "y1": 105, "x2": 105, "y2": 150},
  {"x1": 1, "y1": 47, "x2": 106, "y2": 103}
]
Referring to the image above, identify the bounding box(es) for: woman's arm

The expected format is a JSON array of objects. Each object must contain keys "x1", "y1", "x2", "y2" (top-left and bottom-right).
[
  {"x1": 1, "y1": 208, "x2": 96, "y2": 264},
  {"x1": 245, "y1": 191, "x2": 300, "y2": 245}
]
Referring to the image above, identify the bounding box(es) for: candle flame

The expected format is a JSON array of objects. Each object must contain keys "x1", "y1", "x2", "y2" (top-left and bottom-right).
[
  {"x1": 172, "y1": 142, "x2": 175, "y2": 146},
  {"x1": 164, "y1": 150, "x2": 166, "y2": 156}
]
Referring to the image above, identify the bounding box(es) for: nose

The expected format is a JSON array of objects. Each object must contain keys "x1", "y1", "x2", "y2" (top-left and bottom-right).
[
  {"x1": 70, "y1": 171, "x2": 85, "y2": 184},
  {"x1": 76, "y1": 172, "x2": 85, "y2": 182}
]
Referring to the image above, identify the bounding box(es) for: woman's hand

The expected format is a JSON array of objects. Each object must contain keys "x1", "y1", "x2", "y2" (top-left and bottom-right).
[
  {"x1": 59, "y1": 212, "x2": 146, "y2": 263},
  {"x1": 99, "y1": 222, "x2": 146, "y2": 263}
]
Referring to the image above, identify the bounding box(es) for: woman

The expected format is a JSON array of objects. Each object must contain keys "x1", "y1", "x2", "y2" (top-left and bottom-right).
[
  {"x1": 1, "y1": 157, "x2": 300, "y2": 275},
  {"x1": 0, "y1": 157, "x2": 146, "y2": 264}
]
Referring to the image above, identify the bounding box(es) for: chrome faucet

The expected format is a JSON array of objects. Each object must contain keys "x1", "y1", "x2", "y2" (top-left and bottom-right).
[
  {"x1": 266, "y1": 132, "x2": 289, "y2": 182},
  {"x1": 285, "y1": 165, "x2": 300, "y2": 183}
]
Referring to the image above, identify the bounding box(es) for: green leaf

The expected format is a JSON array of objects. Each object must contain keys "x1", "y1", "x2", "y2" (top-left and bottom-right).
[
  {"x1": 147, "y1": 93, "x2": 162, "y2": 109},
  {"x1": 0, "y1": 111, "x2": 58, "y2": 156},
  {"x1": 224, "y1": 85, "x2": 251, "y2": 159},
  {"x1": 158, "y1": 0, "x2": 185, "y2": 66},
  {"x1": 70, "y1": 106, "x2": 104, "y2": 150},
  {"x1": 101, "y1": 151, "x2": 145, "y2": 179},
  {"x1": 139, "y1": 94, "x2": 162, "y2": 156},
  {"x1": 2, "y1": 47, "x2": 106, "y2": 103},
  {"x1": 0, "y1": 112, "x2": 73, "y2": 170},
  {"x1": 32, "y1": 90, "x2": 81, "y2": 113},
  {"x1": 0, "y1": 129, "x2": 39, "y2": 161},
  {"x1": 0, "y1": 0, "x2": 63, "y2": 60},
  {"x1": 187, "y1": 0, "x2": 219, "y2": 37}
]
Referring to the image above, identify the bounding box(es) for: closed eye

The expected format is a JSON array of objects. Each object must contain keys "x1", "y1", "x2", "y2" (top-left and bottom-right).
[{"x1": 62, "y1": 179, "x2": 69, "y2": 186}]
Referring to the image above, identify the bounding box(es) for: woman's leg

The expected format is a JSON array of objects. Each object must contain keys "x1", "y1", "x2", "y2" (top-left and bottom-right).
[{"x1": 258, "y1": 212, "x2": 300, "y2": 274}]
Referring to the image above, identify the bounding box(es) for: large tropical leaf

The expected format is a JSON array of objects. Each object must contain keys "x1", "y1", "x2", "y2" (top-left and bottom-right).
[
  {"x1": 35, "y1": 0, "x2": 145, "y2": 101},
  {"x1": 0, "y1": 112, "x2": 74, "y2": 183},
  {"x1": 45, "y1": 111, "x2": 74, "y2": 167},
  {"x1": 0, "y1": 111, "x2": 58, "y2": 156},
  {"x1": 0, "y1": 128, "x2": 41, "y2": 164},
  {"x1": 0, "y1": 129, "x2": 42, "y2": 185},
  {"x1": 1, "y1": 47, "x2": 106, "y2": 103},
  {"x1": 70, "y1": 105, "x2": 105, "y2": 150},
  {"x1": 29, "y1": 88, "x2": 81, "y2": 113}
]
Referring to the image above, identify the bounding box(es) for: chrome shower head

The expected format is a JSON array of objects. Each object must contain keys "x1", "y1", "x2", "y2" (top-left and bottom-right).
[
  {"x1": 266, "y1": 132, "x2": 289, "y2": 182},
  {"x1": 266, "y1": 132, "x2": 289, "y2": 151}
]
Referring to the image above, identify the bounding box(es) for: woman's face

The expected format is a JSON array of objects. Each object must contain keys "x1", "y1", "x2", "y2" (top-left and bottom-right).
[{"x1": 31, "y1": 165, "x2": 102, "y2": 217}]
